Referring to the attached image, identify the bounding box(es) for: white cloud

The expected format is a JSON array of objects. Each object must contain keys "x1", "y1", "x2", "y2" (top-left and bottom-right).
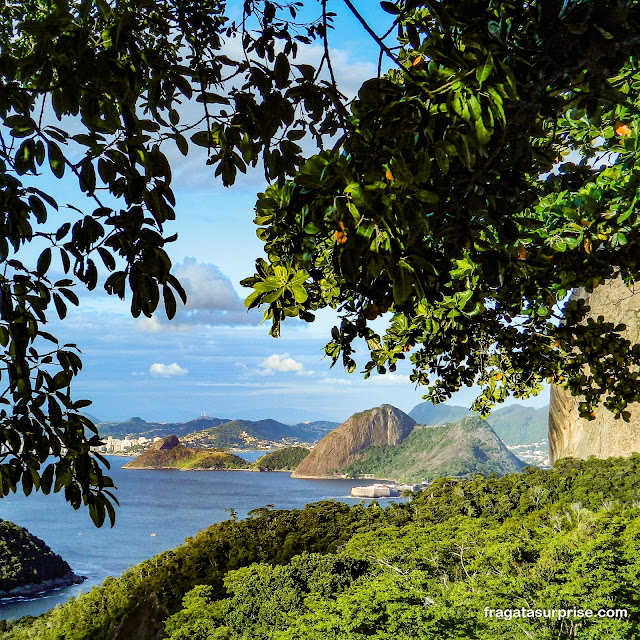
[
  {"x1": 319, "y1": 377, "x2": 353, "y2": 387},
  {"x1": 259, "y1": 353, "x2": 304, "y2": 375},
  {"x1": 149, "y1": 362, "x2": 189, "y2": 377},
  {"x1": 368, "y1": 373, "x2": 413, "y2": 386},
  {"x1": 140, "y1": 258, "x2": 257, "y2": 330}
]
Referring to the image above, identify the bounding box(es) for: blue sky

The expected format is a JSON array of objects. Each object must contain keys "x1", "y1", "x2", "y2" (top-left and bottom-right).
[{"x1": 21, "y1": 1, "x2": 550, "y2": 423}]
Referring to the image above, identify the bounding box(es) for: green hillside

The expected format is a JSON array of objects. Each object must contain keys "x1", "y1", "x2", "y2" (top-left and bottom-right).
[
  {"x1": 204, "y1": 419, "x2": 294, "y2": 447},
  {"x1": 0, "y1": 521, "x2": 80, "y2": 595},
  {"x1": 408, "y1": 402, "x2": 473, "y2": 425},
  {"x1": 97, "y1": 416, "x2": 338, "y2": 445},
  {"x1": 486, "y1": 404, "x2": 549, "y2": 445},
  {"x1": 409, "y1": 402, "x2": 549, "y2": 446},
  {"x1": 203, "y1": 419, "x2": 336, "y2": 447},
  {"x1": 344, "y1": 416, "x2": 524, "y2": 482},
  {"x1": 6, "y1": 456, "x2": 640, "y2": 640},
  {"x1": 123, "y1": 436, "x2": 249, "y2": 470},
  {"x1": 250, "y1": 447, "x2": 310, "y2": 471}
]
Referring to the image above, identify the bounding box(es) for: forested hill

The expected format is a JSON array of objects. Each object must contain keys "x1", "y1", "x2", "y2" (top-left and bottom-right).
[
  {"x1": 485, "y1": 404, "x2": 549, "y2": 445},
  {"x1": 250, "y1": 447, "x2": 310, "y2": 471},
  {"x1": 97, "y1": 417, "x2": 338, "y2": 445},
  {"x1": 409, "y1": 402, "x2": 549, "y2": 445},
  {"x1": 0, "y1": 521, "x2": 83, "y2": 597},
  {"x1": 293, "y1": 405, "x2": 416, "y2": 478},
  {"x1": 344, "y1": 416, "x2": 525, "y2": 482},
  {"x1": 122, "y1": 436, "x2": 249, "y2": 470},
  {"x1": 96, "y1": 416, "x2": 231, "y2": 440},
  {"x1": 7, "y1": 456, "x2": 640, "y2": 640},
  {"x1": 200, "y1": 419, "x2": 336, "y2": 448}
]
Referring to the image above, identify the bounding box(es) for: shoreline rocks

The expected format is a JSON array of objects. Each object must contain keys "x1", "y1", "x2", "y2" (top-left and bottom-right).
[{"x1": 0, "y1": 571, "x2": 86, "y2": 599}]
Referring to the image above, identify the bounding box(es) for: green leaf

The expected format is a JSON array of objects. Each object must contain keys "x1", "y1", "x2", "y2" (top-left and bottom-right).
[
  {"x1": 195, "y1": 92, "x2": 231, "y2": 105},
  {"x1": 290, "y1": 283, "x2": 308, "y2": 303},
  {"x1": 47, "y1": 140, "x2": 66, "y2": 179},
  {"x1": 435, "y1": 146, "x2": 449, "y2": 174},
  {"x1": 53, "y1": 293, "x2": 67, "y2": 319},
  {"x1": 415, "y1": 190, "x2": 439, "y2": 204},
  {"x1": 476, "y1": 54, "x2": 494, "y2": 85},
  {"x1": 163, "y1": 286, "x2": 177, "y2": 319},
  {"x1": 475, "y1": 117, "x2": 493, "y2": 144},
  {"x1": 274, "y1": 52, "x2": 291, "y2": 89},
  {"x1": 450, "y1": 257, "x2": 475, "y2": 278},
  {"x1": 36, "y1": 248, "x2": 52, "y2": 276},
  {"x1": 80, "y1": 161, "x2": 96, "y2": 193},
  {"x1": 380, "y1": 1, "x2": 401, "y2": 14},
  {"x1": 392, "y1": 260, "x2": 414, "y2": 305},
  {"x1": 191, "y1": 131, "x2": 212, "y2": 148}
]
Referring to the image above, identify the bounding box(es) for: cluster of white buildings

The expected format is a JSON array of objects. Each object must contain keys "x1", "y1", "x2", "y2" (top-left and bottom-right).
[
  {"x1": 506, "y1": 440, "x2": 550, "y2": 467},
  {"x1": 92, "y1": 435, "x2": 161, "y2": 454}
]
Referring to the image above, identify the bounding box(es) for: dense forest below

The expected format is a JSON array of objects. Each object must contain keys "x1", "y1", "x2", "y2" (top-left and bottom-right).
[{"x1": 4, "y1": 456, "x2": 640, "y2": 639}]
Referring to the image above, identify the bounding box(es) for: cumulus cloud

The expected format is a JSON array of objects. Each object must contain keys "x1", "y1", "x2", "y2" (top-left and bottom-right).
[
  {"x1": 149, "y1": 362, "x2": 189, "y2": 377},
  {"x1": 140, "y1": 258, "x2": 257, "y2": 330},
  {"x1": 367, "y1": 373, "x2": 412, "y2": 386},
  {"x1": 258, "y1": 353, "x2": 304, "y2": 375}
]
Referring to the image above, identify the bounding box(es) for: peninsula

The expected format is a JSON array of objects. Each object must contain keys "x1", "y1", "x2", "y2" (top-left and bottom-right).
[
  {"x1": 123, "y1": 435, "x2": 250, "y2": 470},
  {"x1": 0, "y1": 520, "x2": 85, "y2": 598}
]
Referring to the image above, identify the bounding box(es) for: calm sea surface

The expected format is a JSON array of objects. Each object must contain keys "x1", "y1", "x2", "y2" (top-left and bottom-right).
[{"x1": 0, "y1": 454, "x2": 390, "y2": 620}]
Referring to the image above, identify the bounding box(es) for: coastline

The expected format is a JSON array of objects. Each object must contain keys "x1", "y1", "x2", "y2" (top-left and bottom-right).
[
  {"x1": 0, "y1": 571, "x2": 86, "y2": 599},
  {"x1": 122, "y1": 466, "x2": 294, "y2": 472}
]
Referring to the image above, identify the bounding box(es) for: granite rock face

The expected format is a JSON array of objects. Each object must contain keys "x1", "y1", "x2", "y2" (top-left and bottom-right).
[
  {"x1": 549, "y1": 278, "x2": 640, "y2": 463},
  {"x1": 155, "y1": 434, "x2": 180, "y2": 451},
  {"x1": 292, "y1": 404, "x2": 416, "y2": 478}
]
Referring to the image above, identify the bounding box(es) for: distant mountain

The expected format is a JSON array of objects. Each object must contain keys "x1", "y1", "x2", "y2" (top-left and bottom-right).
[
  {"x1": 486, "y1": 405, "x2": 548, "y2": 446},
  {"x1": 123, "y1": 436, "x2": 249, "y2": 470},
  {"x1": 408, "y1": 402, "x2": 549, "y2": 446},
  {"x1": 344, "y1": 416, "x2": 525, "y2": 483},
  {"x1": 97, "y1": 416, "x2": 230, "y2": 440},
  {"x1": 199, "y1": 419, "x2": 338, "y2": 448},
  {"x1": 408, "y1": 403, "x2": 473, "y2": 426},
  {"x1": 97, "y1": 416, "x2": 338, "y2": 446},
  {"x1": 236, "y1": 408, "x2": 336, "y2": 424},
  {"x1": 293, "y1": 405, "x2": 416, "y2": 478},
  {"x1": 80, "y1": 412, "x2": 103, "y2": 424}
]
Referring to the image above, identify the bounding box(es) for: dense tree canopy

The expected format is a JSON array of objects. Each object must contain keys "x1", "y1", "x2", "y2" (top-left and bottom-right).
[
  {"x1": 0, "y1": 0, "x2": 343, "y2": 522},
  {"x1": 6, "y1": 457, "x2": 640, "y2": 639},
  {"x1": 3, "y1": 0, "x2": 640, "y2": 520},
  {"x1": 244, "y1": 0, "x2": 640, "y2": 423}
]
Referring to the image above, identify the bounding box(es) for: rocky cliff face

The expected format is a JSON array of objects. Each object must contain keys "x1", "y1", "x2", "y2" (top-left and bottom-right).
[
  {"x1": 549, "y1": 278, "x2": 640, "y2": 463},
  {"x1": 344, "y1": 416, "x2": 525, "y2": 482},
  {"x1": 154, "y1": 434, "x2": 180, "y2": 451},
  {"x1": 292, "y1": 405, "x2": 415, "y2": 478}
]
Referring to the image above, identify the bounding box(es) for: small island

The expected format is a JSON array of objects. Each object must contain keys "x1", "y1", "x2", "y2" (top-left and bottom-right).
[
  {"x1": 122, "y1": 435, "x2": 250, "y2": 470},
  {"x1": 0, "y1": 520, "x2": 85, "y2": 597}
]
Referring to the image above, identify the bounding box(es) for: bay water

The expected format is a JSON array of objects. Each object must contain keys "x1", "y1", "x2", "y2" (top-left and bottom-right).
[{"x1": 0, "y1": 454, "x2": 388, "y2": 620}]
